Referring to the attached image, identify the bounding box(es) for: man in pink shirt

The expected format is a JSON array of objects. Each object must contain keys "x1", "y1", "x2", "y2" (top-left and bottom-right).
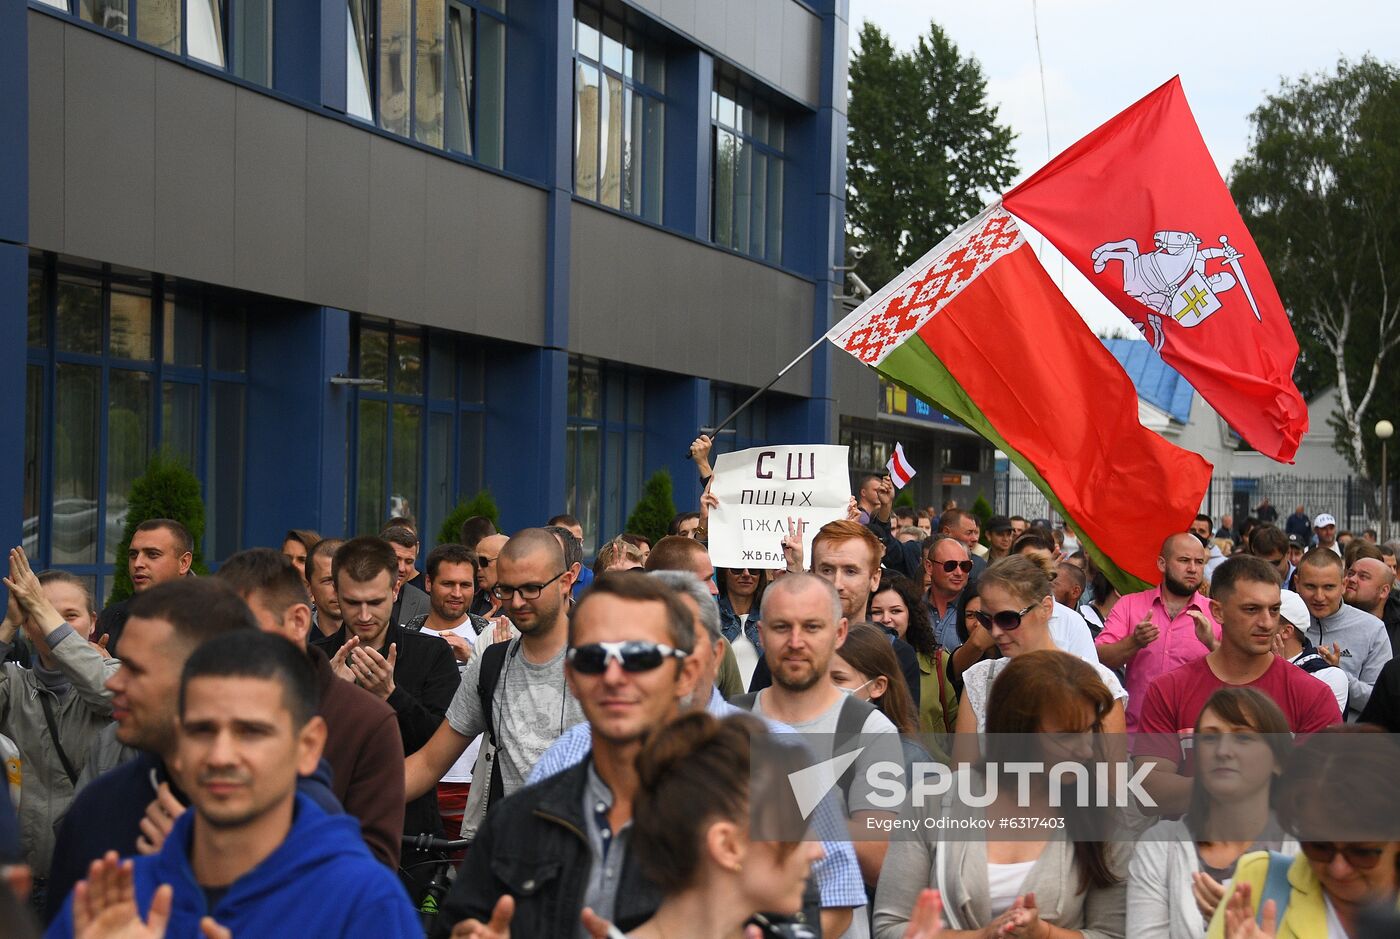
[{"x1": 1095, "y1": 532, "x2": 1220, "y2": 730}]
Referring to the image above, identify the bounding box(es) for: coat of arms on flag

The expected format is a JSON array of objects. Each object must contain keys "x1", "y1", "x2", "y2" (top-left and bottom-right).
[{"x1": 885, "y1": 443, "x2": 915, "y2": 490}]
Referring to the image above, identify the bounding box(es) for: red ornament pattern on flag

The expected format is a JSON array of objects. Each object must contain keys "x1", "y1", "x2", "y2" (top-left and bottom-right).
[{"x1": 834, "y1": 207, "x2": 1024, "y2": 365}]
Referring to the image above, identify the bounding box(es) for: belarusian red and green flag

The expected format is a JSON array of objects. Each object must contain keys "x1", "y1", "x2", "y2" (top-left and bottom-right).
[{"x1": 828, "y1": 205, "x2": 1211, "y2": 589}]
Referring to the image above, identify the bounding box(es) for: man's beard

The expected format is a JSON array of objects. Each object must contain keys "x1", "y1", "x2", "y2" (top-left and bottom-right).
[
  {"x1": 773, "y1": 658, "x2": 825, "y2": 693},
  {"x1": 1163, "y1": 574, "x2": 1197, "y2": 598}
]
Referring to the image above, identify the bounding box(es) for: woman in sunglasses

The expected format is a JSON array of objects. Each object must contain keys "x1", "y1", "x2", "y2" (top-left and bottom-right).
[
  {"x1": 626, "y1": 711, "x2": 824, "y2": 939},
  {"x1": 870, "y1": 574, "x2": 958, "y2": 739},
  {"x1": 874, "y1": 650, "x2": 1129, "y2": 938},
  {"x1": 1129, "y1": 688, "x2": 1295, "y2": 939},
  {"x1": 1211, "y1": 727, "x2": 1400, "y2": 938},
  {"x1": 951, "y1": 556, "x2": 1127, "y2": 755},
  {"x1": 718, "y1": 567, "x2": 769, "y2": 691}
]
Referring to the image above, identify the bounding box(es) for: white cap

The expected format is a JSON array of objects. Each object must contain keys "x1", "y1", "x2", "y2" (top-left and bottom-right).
[
  {"x1": 1313, "y1": 513, "x2": 1336, "y2": 528},
  {"x1": 1279, "y1": 589, "x2": 1309, "y2": 629}
]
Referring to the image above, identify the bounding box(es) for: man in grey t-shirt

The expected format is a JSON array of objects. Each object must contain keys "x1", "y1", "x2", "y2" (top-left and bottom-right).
[{"x1": 405, "y1": 529, "x2": 584, "y2": 806}]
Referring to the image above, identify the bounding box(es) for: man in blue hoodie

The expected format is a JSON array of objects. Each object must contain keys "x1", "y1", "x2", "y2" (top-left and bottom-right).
[{"x1": 47, "y1": 631, "x2": 418, "y2": 938}]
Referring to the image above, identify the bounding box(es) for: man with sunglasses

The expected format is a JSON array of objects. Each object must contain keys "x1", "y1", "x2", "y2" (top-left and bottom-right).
[
  {"x1": 434, "y1": 573, "x2": 700, "y2": 938},
  {"x1": 468, "y1": 533, "x2": 508, "y2": 619},
  {"x1": 1096, "y1": 532, "x2": 1220, "y2": 731},
  {"x1": 404, "y1": 529, "x2": 585, "y2": 836},
  {"x1": 924, "y1": 536, "x2": 972, "y2": 650}
]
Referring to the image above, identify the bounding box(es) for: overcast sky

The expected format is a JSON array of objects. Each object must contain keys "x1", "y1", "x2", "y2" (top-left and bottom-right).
[{"x1": 845, "y1": 1, "x2": 1400, "y2": 336}]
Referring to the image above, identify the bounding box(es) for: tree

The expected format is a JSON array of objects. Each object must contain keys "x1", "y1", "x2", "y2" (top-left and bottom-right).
[
  {"x1": 108, "y1": 451, "x2": 207, "y2": 605},
  {"x1": 437, "y1": 489, "x2": 501, "y2": 546},
  {"x1": 846, "y1": 20, "x2": 1018, "y2": 289},
  {"x1": 625, "y1": 470, "x2": 677, "y2": 547},
  {"x1": 1231, "y1": 58, "x2": 1400, "y2": 476}
]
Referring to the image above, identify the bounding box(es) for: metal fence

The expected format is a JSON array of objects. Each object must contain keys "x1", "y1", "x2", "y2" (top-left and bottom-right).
[{"x1": 993, "y1": 472, "x2": 1398, "y2": 537}]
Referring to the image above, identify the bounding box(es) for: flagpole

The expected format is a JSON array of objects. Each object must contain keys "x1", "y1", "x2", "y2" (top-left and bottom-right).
[{"x1": 687, "y1": 333, "x2": 830, "y2": 458}]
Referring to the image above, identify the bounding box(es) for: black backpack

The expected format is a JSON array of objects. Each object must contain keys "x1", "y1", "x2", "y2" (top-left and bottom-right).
[{"x1": 729, "y1": 690, "x2": 876, "y2": 810}]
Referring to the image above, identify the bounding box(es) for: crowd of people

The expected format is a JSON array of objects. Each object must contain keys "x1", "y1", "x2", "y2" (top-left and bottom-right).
[{"x1": 0, "y1": 433, "x2": 1396, "y2": 938}]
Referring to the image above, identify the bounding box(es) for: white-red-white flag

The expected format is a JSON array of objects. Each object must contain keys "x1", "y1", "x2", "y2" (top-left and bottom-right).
[{"x1": 886, "y1": 443, "x2": 916, "y2": 490}]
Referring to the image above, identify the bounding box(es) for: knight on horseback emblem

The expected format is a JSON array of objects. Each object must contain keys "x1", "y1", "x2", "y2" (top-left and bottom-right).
[{"x1": 1091, "y1": 229, "x2": 1262, "y2": 351}]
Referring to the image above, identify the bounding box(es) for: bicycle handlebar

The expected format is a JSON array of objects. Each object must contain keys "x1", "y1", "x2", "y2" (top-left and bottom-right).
[{"x1": 402, "y1": 833, "x2": 471, "y2": 853}]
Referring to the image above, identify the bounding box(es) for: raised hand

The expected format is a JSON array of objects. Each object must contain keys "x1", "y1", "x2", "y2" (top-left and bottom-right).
[
  {"x1": 451, "y1": 894, "x2": 515, "y2": 939},
  {"x1": 781, "y1": 516, "x2": 805, "y2": 575},
  {"x1": 4, "y1": 546, "x2": 63, "y2": 632},
  {"x1": 1222, "y1": 882, "x2": 1277, "y2": 939},
  {"x1": 1187, "y1": 610, "x2": 1218, "y2": 652},
  {"x1": 1132, "y1": 614, "x2": 1159, "y2": 648},
  {"x1": 902, "y1": 888, "x2": 944, "y2": 938},
  {"x1": 73, "y1": 852, "x2": 174, "y2": 939},
  {"x1": 699, "y1": 482, "x2": 720, "y2": 528},
  {"x1": 136, "y1": 783, "x2": 187, "y2": 856},
  {"x1": 348, "y1": 642, "x2": 397, "y2": 700},
  {"x1": 441, "y1": 631, "x2": 474, "y2": 664},
  {"x1": 1191, "y1": 870, "x2": 1226, "y2": 921},
  {"x1": 1318, "y1": 643, "x2": 1342, "y2": 668},
  {"x1": 689, "y1": 434, "x2": 714, "y2": 466},
  {"x1": 328, "y1": 636, "x2": 358, "y2": 683}
]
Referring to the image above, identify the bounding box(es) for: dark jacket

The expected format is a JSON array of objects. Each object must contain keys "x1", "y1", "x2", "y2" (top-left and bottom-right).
[
  {"x1": 431, "y1": 759, "x2": 663, "y2": 939},
  {"x1": 45, "y1": 753, "x2": 342, "y2": 924},
  {"x1": 389, "y1": 582, "x2": 431, "y2": 631},
  {"x1": 1358, "y1": 658, "x2": 1400, "y2": 732},
  {"x1": 1285, "y1": 511, "x2": 1311, "y2": 541},
  {"x1": 93, "y1": 599, "x2": 130, "y2": 657},
  {"x1": 865, "y1": 517, "x2": 985, "y2": 588},
  {"x1": 376, "y1": 621, "x2": 459, "y2": 837},
  {"x1": 48, "y1": 794, "x2": 419, "y2": 939},
  {"x1": 310, "y1": 646, "x2": 405, "y2": 867}
]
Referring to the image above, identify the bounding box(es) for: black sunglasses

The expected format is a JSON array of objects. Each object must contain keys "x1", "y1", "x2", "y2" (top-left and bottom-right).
[
  {"x1": 567, "y1": 641, "x2": 688, "y2": 675},
  {"x1": 1300, "y1": 842, "x2": 1386, "y2": 870},
  {"x1": 972, "y1": 603, "x2": 1038, "y2": 631},
  {"x1": 491, "y1": 569, "x2": 566, "y2": 601},
  {"x1": 939, "y1": 560, "x2": 974, "y2": 574}
]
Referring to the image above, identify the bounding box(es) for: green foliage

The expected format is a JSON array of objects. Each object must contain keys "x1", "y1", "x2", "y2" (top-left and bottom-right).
[
  {"x1": 970, "y1": 494, "x2": 993, "y2": 525},
  {"x1": 108, "y1": 451, "x2": 206, "y2": 605},
  {"x1": 437, "y1": 489, "x2": 501, "y2": 545},
  {"x1": 893, "y1": 487, "x2": 916, "y2": 509},
  {"x1": 625, "y1": 470, "x2": 677, "y2": 547},
  {"x1": 846, "y1": 20, "x2": 1018, "y2": 289},
  {"x1": 1231, "y1": 57, "x2": 1400, "y2": 475}
]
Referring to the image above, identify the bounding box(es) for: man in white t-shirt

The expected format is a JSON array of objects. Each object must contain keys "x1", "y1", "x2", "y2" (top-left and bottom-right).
[
  {"x1": 410, "y1": 543, "x2": 492, "y2": 835},
  {"x1": 752, "y1": 573, "x2": 901, "y2": 939}
]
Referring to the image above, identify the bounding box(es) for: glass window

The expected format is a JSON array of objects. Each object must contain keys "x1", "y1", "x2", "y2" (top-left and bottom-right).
[
  {"x1": 162, "y1": 381, "x2": 200, "y2": 471},
  {"x1": 233, "y1": 0, "x2": 273, "y2": 85},
  {"x1": 379, "y1": 0, "x2": 412, "y2": 137},
  {"x1": 413, "y1": 0, "x2": 445, "y2": 146},
  {"x1": 458, "y1": 410, "x2": 483, "y2": 500},
  {"x1": 605, "y1": 430, "x2": 622, "y2": 541},
  {"x1": 347, "y1": 0, "x2": 375, "y2": 121},
  {"x1": 163, "y1": 294, "x2": 203, "y2": 367},
  {"x1": 210, "y1": 306, "x2": 247, "y2": 372},
  {"x1": 57, "y1": 277, "x2": 102, "y2": 355},
  {"x1": 426, "y1": 411, "x2": 452, "y2": 547},
  {"x1": 23, "y1": 366, "x2": 43, "y2": 560},
  {"x1": 53, "y1": 364, "x2": 101, "y2": 565},
  {"x1": 136, "y1": 0, "x2": 180, "y2": 53},
  {"x1": 207, "y1": 382, "x2": 245, "y2": 561},
  {"x1": 28, "y1": 269, "x2": 47, "y2": 350},
  {"x1": 566, "y1": 359, "x2": 645, "y2": 551},
  {"x1": 573, "y1": 2, "x2": 664, "y2": 221},
  {"x1": 428, "y1": 336, "x2": 455, "y2": 399},
  {"x1": 359, "y1": 327, "x2": 389, "y2": 384},
  {"x1": 711, "y1": 75, "x2": 786, "y2": 263},
  {"x1": 444, "y1": 5, "x2": 474, "y2": 155},
  {"x1": 105, "y1": 370, "x2": 153, "y2": 563},
  {"x1": 109, "y1": 286, "x2": 154, "y2": 361},
  {"x1": 474, "y1": 10, "x2": 505, "y2": 167},
  {"x1": 391, "y1": 403, "x2": 422, "y2": 523},
  {"x1": 80, "y1": 0, "x2": 130, "y2": 36},
  {"x1": 188, "y1": 0, "x2": 226, "y2": 67},
  {"x1": 391, "y1": 331, "x2": 423, "y2": 395},
  {"x1": 356, "y1": 400, "x2": 388, "y2": 534},
  {"x1": 574, "y1": 62, "x2": 600, "y2": 200},
  {"x1": 574, "y1": 426, "x2": 600, "y2": 554}
]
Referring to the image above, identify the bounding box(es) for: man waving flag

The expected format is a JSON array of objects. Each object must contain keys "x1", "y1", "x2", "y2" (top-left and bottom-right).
[
  {"x1": 828, "y1": 204, "x2": 1211, "y2": 590},
  {"x1": 1001, "y1": 76, "x2": 1309, "y2": 463}
]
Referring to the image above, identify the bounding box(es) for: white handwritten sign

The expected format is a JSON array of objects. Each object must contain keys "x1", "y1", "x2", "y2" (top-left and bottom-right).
[{"x1": 708, "y1": 445, "x2": 851, "y2": 569}]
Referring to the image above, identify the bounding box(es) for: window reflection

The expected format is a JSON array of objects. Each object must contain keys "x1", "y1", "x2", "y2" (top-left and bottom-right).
[
  {"x1": 188, "y1": 0, "x2": 226, "y2": 67},
  {"x1": 80, "y1": 0, "x2": 130, "y2": 36},
  {"x1": 711, "y1": 74, "x2": 786, "y2": 263},
  {"x1": 347, "y1": 0, "x2": 376, "y2": 121},
  {"x1": 136, "y1": 0, "x2": 180, "y2": 53}
]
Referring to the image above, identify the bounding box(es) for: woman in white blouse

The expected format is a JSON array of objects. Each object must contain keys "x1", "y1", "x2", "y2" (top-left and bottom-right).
[{"x1": 952, "y1": 555, "x2": 1127, "y2": 765}]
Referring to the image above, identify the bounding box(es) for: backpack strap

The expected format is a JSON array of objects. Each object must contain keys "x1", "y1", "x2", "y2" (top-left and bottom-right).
[
  {"x1": 834, "y1": 694, "x2": 877, "y2": 803},
  {"x1": 1256, "y1": 850, "x2": 1293, "y2": 927},
  {"x1": 477, "y1": 639, "x2": 514, "y2": 810}
]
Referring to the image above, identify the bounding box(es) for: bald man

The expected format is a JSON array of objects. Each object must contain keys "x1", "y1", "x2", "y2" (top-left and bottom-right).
[{"x1": 1094, "y1": 532, "x2": 1220, "y2": 731}]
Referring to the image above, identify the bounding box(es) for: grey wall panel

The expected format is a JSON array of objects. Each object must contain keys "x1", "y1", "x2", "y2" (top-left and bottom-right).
[
  {"x1": 366, "y1": 136, "x2": 426, "y2": 323},
  {"x1": 467, "y1": 171, "x2": 547, "y2": 346},
  {"x1": 154, "y1": 61, "x2": 235, "y2": 286},
  {"x1": 232, "y1": 91, "x2": 307, "y2": 299},
  {"x1": 630, "y1": 0, "x2": 820, "y2": 108},
  {"x1": 27, "y1": 14, "x2": 64, "y2": 252},
  {"x1": 422, "y1": 157, "x2": 481, "y2": 335},
  {"x1": 831, "y1": 351, "x2": 878, "y2": 421},
  {"x1": 571, "y1": 203, "x2": 813, "y2": 395},
  {"x1": 305, "y1": 118, "x2": 371, "y2": 313},
  {"x1": 63, "y1": 26, "x2": 156, "y2": 270}
]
